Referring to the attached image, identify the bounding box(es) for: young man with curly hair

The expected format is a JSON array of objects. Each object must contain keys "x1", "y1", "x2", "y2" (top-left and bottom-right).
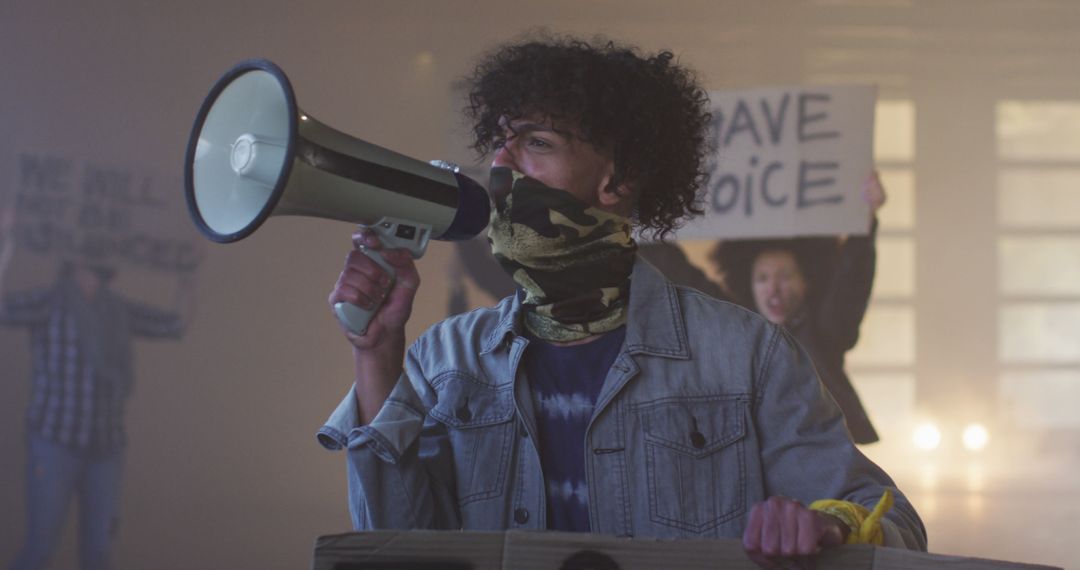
[{"x1": 319, "y1": 35, "x2": 926, "y2": 567}]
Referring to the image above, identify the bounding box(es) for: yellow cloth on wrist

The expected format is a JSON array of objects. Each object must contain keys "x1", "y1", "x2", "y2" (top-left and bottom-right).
[{"x1": 809, "y1": 489, "x2": 894, "y2": 546}]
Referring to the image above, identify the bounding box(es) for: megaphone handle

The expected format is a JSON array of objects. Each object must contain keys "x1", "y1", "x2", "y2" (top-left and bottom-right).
[
  {"x1": 333, "y1": 246, "x2": 396, "y2": 336},
  {"x1": 332, "y1": 218, "x2": 432, "y2": 336}
]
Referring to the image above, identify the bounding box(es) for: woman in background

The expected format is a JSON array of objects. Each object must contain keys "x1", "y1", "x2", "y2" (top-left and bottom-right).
[{"x1": 709, "y1": 172, "x2": 886, "y2": 444}]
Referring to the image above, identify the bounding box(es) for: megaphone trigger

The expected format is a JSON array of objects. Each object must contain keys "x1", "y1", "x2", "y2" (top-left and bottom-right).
[{"x1": 333, "y1": 217, "x2": 432, "y2": 335}]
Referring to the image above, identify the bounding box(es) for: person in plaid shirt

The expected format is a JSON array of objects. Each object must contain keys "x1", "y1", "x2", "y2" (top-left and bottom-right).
[{"x1": 1, "y1": 207, "x2": 195, "y2": 570}]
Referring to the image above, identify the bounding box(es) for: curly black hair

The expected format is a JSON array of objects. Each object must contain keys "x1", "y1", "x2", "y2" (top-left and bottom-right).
[
  {"x1": 464, "y1": 33, "x2": 712, "y2": 239},
  {"x1": 708, "y1": 237, "x2": 839, "y2": 311}
]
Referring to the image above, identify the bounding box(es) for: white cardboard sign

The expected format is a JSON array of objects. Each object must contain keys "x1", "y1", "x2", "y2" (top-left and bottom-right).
[
  {"x1": 6, "y1": 152, "x2": 202, "y2": 275},
  {"x1": 673, "y1": 84, "x2": 877, "y2": 240}
]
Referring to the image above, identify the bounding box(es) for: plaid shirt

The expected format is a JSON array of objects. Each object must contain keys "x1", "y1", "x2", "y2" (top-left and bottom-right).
[{"x1": 2, "y1": 287, "x2": 183, "y2": 453}]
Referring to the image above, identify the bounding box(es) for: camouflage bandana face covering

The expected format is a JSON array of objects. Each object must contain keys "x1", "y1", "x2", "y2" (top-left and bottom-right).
[{"x1": 487, "y1": 166, "x2": 637, "y2": 342}]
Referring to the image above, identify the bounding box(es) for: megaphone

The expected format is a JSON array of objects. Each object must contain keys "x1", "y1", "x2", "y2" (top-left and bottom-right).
[{"x1": 184, "y1": 59, "x2": 490, "y2": 335}]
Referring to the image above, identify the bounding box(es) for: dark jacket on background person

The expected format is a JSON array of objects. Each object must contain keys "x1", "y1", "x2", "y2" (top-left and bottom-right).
[{"x1": 782, "y1": 230, "x2": 879, "y2": 444}]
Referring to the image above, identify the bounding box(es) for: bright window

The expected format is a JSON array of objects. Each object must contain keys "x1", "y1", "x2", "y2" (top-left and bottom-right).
[{"x1": 996, "y1": 100, "x2": 1080, "y2": 427}]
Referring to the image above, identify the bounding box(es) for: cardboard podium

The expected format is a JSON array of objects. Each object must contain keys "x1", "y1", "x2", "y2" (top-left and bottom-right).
[{"x1": 312, "y1": 530, "x2": 1060, "y2": 570}]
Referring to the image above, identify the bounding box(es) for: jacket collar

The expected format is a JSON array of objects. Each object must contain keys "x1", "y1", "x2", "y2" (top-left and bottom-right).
[
  {"x1": 479, "y1": 256, "x2": 689, "y2": 359},
  {"x1": 480, "y1": 293, "x2": 523, "y2": 355},
  {"x1": 623, "y1": 256, "x2": 690, "y2": 359}
]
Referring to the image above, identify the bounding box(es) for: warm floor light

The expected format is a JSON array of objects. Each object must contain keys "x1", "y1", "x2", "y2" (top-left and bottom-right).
[
  {"x1": 962, "y1": 423, "x2": 990, "y2": 451},
  {"x1": 913, "y1": 422, "x2": 942, "y2": 450}
]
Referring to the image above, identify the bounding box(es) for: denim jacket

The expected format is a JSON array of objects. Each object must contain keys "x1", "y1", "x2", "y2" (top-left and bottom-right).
[{"x1": 318, "y1": 259, "x2": 926, "y2": 549}]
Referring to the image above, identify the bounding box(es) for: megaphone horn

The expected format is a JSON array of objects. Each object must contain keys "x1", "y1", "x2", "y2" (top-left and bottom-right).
[{"x1": 184, "y1": 58, "x2": 490, "y2": 335}]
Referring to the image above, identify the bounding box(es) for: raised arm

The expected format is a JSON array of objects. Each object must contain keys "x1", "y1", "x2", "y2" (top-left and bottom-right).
[
  {"x1": 328, "y1": 228, "x2": 422, "y2": 425},
  {"x1": 814, "y1": 171, "x2": 886, "y2": 350},
  {"x1": 0, "y1": 204, "x2": 50, "y2": 326}
]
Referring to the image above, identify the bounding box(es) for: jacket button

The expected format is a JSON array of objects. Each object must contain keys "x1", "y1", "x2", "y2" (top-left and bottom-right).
[
  {"x1": 519, "y1": 422, "x2": 529, "y2": 438},
  {"x1": 514, "y1": 508, "x2": 529, "y2": 524},
  {"x1": 456, "y1": 405, "x2": 472, "y2": 422},
  {"x1": 690, "y1": 431, "x2": 706, "y2": 449}
]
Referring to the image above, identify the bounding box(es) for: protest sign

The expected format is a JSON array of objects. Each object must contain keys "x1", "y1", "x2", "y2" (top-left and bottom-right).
[
  {"x1": 673, "y1": 84, "x2": 877, "y2": 240},
  {"x1": 6, "y1": 152, "x2": 202, "y2": 275}
]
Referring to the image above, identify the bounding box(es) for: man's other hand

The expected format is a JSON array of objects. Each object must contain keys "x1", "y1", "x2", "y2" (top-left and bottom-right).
[{"x1": 742, "y1": 496, "x2": 849, "y2": 569}]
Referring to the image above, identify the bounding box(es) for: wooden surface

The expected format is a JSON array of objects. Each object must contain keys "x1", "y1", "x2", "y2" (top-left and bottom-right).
[{"x1": 312, "y1": 530, "x2": 1062, "y2": 570}]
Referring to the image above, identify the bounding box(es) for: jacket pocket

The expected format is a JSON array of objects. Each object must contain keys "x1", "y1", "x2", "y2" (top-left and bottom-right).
[
  {"x1": 430, "y1": 372, "x2": 515, "y2": 504},
  {"x1": 635, "y1": 395, "x2": 748, "y2": 533}
]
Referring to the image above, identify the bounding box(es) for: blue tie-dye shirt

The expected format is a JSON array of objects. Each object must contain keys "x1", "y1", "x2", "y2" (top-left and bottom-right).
[{"x1": 523, "y1": 326, "x2": 626, "y2": 532}]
